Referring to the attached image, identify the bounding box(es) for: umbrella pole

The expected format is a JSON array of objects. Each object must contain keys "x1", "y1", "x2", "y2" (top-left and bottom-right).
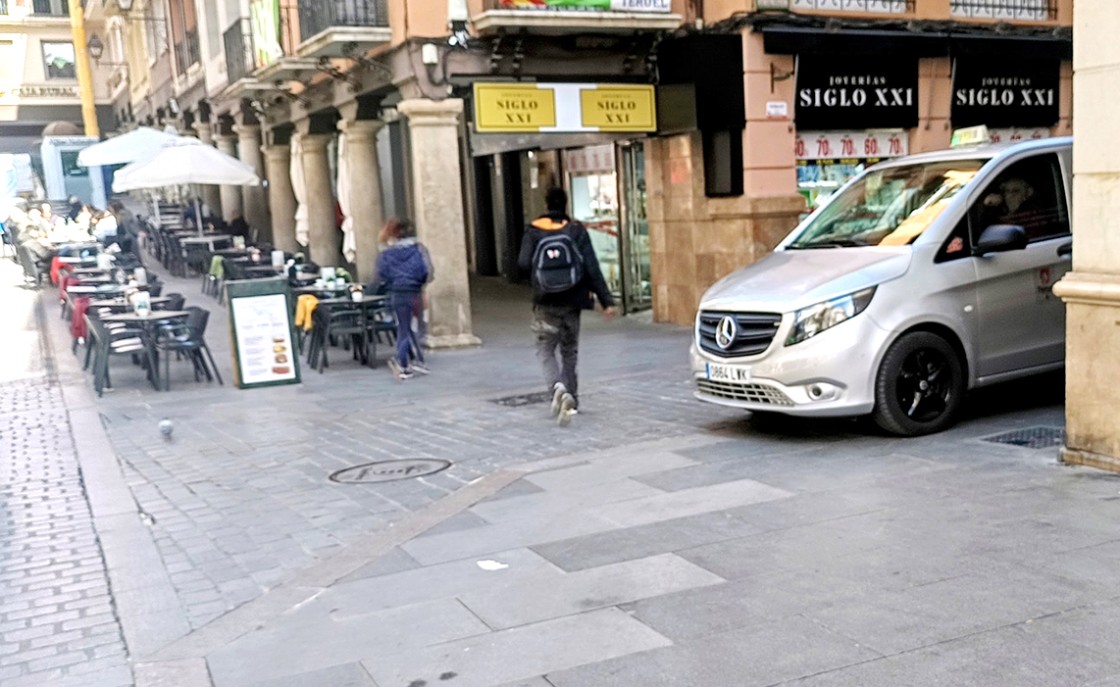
[{"x1": 195, "y1": 196, "x2": 203, "y2": 237}]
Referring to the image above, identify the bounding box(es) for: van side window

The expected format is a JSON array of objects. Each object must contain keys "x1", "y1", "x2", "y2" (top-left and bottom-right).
[
  {"x1": 969, "y1": 153, "x2": 1071, "y2": 244},
  {"x1": 936, "y1": 216, "x2": 972, "y2": 263}
]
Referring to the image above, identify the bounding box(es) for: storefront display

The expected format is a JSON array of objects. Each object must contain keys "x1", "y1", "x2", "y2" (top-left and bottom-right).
[
  {"x1": 565, "y1": 145, "x2": 621, "y2": 299},
  {"x1": 795, "y1": 130, "x2": 909, "y2": 209}
]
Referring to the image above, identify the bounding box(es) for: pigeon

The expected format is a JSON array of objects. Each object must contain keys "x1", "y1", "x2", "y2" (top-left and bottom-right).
[{"x1": 158, "y1": 419, "x2": 173, "y2": 439}]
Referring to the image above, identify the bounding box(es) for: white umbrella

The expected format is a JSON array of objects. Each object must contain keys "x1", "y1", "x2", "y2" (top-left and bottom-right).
[
  {"x1": 337, "y1": 132, "x2": 356, "y2": 263},
  {"x1": 113, "y1": 142, "x2": 260, "y2": 236},
  {"x1": 77, "y1": 126, "x2": 202, "y2": 167},
  {"x1": 291, "y1": 133, "x2": 309, "y2": 248}
]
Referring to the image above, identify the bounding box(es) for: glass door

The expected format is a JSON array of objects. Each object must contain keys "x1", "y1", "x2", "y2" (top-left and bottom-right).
[{"x1": 618, "y1": 142, "x2": 651, "y2": 313}]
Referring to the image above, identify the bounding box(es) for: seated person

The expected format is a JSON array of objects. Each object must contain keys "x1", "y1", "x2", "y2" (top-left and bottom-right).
[
  {"x1": 980, "y1": 177, "x2": 1047, "y2": 236},
  {"x1": 228, "y1": 213, "x2": 250, "y2": 239},
  {"x1": 92, "y1": 210, "x2": 119, "y2": 243}
]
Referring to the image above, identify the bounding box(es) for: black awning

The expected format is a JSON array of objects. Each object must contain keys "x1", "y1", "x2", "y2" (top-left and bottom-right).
[
  {"x1": 949, "y1": 34, "x2": 1072, "y2": 61},
  {"x1": 761, "y1": 25, "x2": 949, "y2": 57},
  {"x1": 760, "y1": 24, "x2": 1071, "y2": 61}
]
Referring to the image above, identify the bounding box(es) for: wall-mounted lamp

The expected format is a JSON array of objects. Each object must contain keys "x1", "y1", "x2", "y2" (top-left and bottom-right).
[{"x1": 87, "y1": 34, "x2": 128, "y2": 67}]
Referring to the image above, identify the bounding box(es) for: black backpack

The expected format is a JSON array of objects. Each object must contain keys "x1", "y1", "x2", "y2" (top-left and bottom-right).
[{"x1": 532, "y1": 228, "x2": 584, "y2": 293}]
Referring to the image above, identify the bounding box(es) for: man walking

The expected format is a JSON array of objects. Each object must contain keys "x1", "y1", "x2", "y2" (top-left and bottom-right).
[{"x1": 519, "y1": 187, "x2": 616, "y2": 426}]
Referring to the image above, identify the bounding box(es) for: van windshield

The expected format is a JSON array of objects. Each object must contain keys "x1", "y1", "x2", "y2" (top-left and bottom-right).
[{"x1": 789, "y1": 159, "x2": 986, "y2": 249}]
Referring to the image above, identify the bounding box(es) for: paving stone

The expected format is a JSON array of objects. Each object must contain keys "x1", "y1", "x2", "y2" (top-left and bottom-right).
[{"x1": 243, "y1": 662, "x2": 377, "y2": 687}]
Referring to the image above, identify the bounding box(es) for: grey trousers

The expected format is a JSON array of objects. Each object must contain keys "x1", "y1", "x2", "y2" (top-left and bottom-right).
[{"x1": 533, "y1": 305, "x2": 582, "y2": 405}]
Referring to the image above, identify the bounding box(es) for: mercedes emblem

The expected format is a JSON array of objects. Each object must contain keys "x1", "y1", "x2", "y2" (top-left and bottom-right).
[{"x1": 715, "y1": 316, "x2": 737, "y2": 350}]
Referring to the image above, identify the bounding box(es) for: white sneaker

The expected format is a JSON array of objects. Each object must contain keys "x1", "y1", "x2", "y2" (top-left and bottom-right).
[
  {"x1": 550, "y1": 383, "x2": 568, "y2": 416},
  {"x1": 557, "y1": 393, "x2": 576, "y2": 427}
]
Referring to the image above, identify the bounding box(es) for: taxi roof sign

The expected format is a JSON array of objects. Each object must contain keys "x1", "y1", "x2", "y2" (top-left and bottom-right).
[{"x1": 951, "y1": 125, "x2": 991, "y2": 148}]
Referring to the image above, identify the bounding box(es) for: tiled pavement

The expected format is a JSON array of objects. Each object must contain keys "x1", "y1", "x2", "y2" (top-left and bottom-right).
[
  {"x1": 0, "y1": 263, "x2": 131, "y2": 687},
  {"x1": 12, "y1": 257, "x2": 1120, "y2": 686}
]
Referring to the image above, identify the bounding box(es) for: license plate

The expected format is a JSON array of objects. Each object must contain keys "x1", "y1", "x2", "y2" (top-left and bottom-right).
[{"x1": 706, "y1": 362, "x2": 751, "y2": 383}]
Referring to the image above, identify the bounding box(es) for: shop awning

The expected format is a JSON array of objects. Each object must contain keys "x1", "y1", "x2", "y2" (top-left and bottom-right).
[
  {"x1": 760, "y1": 24, "x2": 1071, "y2": 61},
  {"x1": 468, "y1": 130, "x2": 637, "y2": 158}
]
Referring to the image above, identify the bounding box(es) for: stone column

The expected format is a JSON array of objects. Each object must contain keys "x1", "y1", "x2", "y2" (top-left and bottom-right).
[
  {"x1": 1052, "y1": 0, "x2": 1120, "y2": 472},
  {"x1": 192, "y1": 121, "x2": 222, "y2": 220},
  {"x1": 300, "y1": 133, "x2": 339, "y2": 267},
  {"x1": 398, "y1": 98, "x2": 480, "y2": 348},
  {"x1": 337, "y1": 118, "x2": 385, "y2": 283},
  {"x1": 235, "y1": 124, "x2": 271, "y2": 243},
  {"x1": 263, "y1": 144, "x2": 298, "y2": 254},
  {"x1": 215, "y1": 134, "x2": 243, "y2": 223}
]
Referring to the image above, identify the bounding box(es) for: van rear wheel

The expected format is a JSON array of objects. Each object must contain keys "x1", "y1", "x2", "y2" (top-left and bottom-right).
[{"x1": 873, "y1": 332, "x2": 964, "y2": 436}]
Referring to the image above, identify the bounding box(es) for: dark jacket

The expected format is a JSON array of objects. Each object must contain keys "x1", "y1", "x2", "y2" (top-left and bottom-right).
[
  {"x1": 518, "y1": 212, "x2": 615, "y2": 310},
  {"x1": 375, "y1": 238, "x2": 430, "y2": 294}
]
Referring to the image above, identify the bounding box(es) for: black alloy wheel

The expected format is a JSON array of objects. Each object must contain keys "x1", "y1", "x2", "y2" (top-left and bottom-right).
[{"x1": 873, "y1": 332, "x2": 965, "y2": 436}]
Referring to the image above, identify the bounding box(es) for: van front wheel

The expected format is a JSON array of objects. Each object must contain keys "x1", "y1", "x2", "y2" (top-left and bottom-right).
[{"x1": 872, "y1": 332, "x2": 964, "y2": 436}]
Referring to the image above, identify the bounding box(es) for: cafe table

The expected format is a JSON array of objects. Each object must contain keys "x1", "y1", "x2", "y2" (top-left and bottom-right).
[
  {"x1": 100, "y1": 310, "x2": 192, "y2": 390},
  {"x1": 87, "y1": 296, "x2": 172, "y2": 313},
  {"x1": 178, "y1": 235, "x2": 233, "y2": 252},
  {"x1": 313, "y1": 294, "x2": 391, "y2": 368},
  {"x1": 292, "y1": 283, "x2": 351, "y2": 298}
]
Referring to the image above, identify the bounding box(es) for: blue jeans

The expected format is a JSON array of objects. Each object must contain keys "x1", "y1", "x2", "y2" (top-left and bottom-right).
[{"x1": 391, "y1": 292, "x2": 424, "y2": 370}]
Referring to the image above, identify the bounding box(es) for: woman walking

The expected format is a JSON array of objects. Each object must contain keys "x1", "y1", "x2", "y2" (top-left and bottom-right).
[{"x1": 375, "y1": 218, "x2": 430, "y2": 380}]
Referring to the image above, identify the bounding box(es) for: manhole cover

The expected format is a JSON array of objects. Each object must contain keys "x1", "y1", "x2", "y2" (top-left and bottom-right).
[
  {"x1": 982, "y1": 426, "x2": 1065, "y2": 450},
  {"x1": 491, "y1": 391, "x2": 552, "y2": 407},
  {"x1": 330, "y1": 459, "x2": 451, "y2": 484}
]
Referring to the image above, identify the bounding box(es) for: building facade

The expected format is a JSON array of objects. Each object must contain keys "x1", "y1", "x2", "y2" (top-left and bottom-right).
[
  {"x1": 105, "y1": 0, "x2": 1072, "y2": 342},
  {"x1": 0, "y1": 0, "x2": 119, "y2": 180}
]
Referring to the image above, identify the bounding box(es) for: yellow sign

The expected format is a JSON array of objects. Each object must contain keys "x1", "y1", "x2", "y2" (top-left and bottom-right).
[
  {"x1": 474, "y1": 84, "x2": 557, "y2": 133},
  {"x1": 580, "y1": 85, "x2": 657, "y2": 132}
]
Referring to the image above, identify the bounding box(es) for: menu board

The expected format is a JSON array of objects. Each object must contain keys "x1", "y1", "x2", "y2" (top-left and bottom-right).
[{"x1": 226, "y1": 279, "x2": 301, "y2": 389}]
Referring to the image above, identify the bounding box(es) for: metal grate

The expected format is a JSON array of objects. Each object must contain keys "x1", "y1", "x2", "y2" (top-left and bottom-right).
[
  {"x1": 791, "y1": 0, "x2": 914, "y2": 14},
  {"x1": 696, "y1": 379, "x2": 795, "y2": 406},
  {"x1": 982, "y1": 426, "x2": 1065, "y2": 449},
  {"x1": 950, "y1": 0, "x2": 1056, "y2": 21},
  {"x1": 491, "y1": 391, "x2": 553, "y2": 407},
  {"x1": 697, "y1": 310, "x2": 783, "y2": 359},
  {"x1": 330, "y1": 459, "x2": 451, "y2": 483}
]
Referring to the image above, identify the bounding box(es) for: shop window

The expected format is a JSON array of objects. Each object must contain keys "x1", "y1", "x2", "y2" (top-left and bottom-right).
[
  {"x1": 792, "y1": 0, "x2": 912, "y2": 13},
  {"x1": 950, "y1": 0, "x2": 1055, "y2": 21},
  {"x1": 41, "y1": 41, "x2": 76, "y2": 80},
  {"x1": 969, "y1": 153, "x2": 1070, "y2": 244}
]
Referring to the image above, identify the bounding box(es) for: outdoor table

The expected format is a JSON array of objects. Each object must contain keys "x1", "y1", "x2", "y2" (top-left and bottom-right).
[
  {"x1": 292, "y1": 284, "x2": 351, "y2": 298},
  {"x1": 68, "y1": 266, "x2": 113, "y2": 277},
  {"x1": 212, "y1": 248, "x2": 251, "y2": 258},
  {"x1": 179, "y1": 235, "x2": 232, "y2": 252},
  {"x1": 243, "y1": 265, "x2": 284, "y2": 277},
  {"x1": 314, "y1": 295, "x2": 391, "y2": 368},
  {"x1": 101, "y1": 310, "x2": 192, "y2": 390},
  {"x1": 65, "y1": 284, "x2": 130, "y2": 296},
  {"x1": 87, "y1": 296, "x2": 172, "y2": 312},
  {"x1": 57, "y1": 255, "x2": 98, "y2": 266}
]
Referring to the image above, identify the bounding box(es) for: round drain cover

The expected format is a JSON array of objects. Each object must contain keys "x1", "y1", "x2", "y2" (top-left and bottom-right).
[{"x1": 330, "y1": 459, "x2": 451, "y2": 484}]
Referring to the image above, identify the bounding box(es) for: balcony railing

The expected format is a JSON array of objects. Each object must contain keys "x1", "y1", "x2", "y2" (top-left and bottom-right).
[
  {"x1": 791, "y1": 0, "x2": 913, "y2": 12},
  {"x1": 174, "y1": 28, "x2": 201, "y2": 76},
  {"x1": 298, "y1": 0, "x2": 389, "y2": 43},
  {"x1": 223, "y1": 20, "x2": 254, "y2": 83},
  {"x1": 950, "y1": 0, "x2": 1056, "y2": 21}
]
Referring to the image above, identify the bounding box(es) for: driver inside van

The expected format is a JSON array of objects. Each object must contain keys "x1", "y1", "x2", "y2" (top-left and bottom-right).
[{"x1": 981, "y1": 177, "x2": 1046, "y2": 235}]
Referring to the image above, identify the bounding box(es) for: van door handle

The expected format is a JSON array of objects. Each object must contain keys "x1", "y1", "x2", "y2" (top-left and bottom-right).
[{"x1": 1057, "y1": 242, "x2": 1072, "y2": 257}]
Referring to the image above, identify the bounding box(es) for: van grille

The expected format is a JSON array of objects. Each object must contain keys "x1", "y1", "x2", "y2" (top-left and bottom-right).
[
  {"x1": 696, "y1": 379, "x2": 794, "y2": 406},
  {"x1": 698, "y1": 310, "x2": 782, "y2": 358}
]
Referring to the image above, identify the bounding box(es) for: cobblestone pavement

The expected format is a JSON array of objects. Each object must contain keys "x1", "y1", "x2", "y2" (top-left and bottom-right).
[{"x1": 0, "y1": 262, "x2": 132, "y2": 687}]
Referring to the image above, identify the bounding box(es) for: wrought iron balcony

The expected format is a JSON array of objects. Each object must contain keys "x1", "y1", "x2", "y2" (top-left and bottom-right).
[
  {"x1": 223, "y1": 20, "x2": 254, "y2": 85},
  {"x1": 174, "y1": 29, "x2": 201, "y2": 76},
  {"x1": 950, "y1": 0, "x2": 1056, "y2": 21},
  {"x1": 791, "y1": 0, "x2": 913, "y2": 12},
  {"x1": 298, "y1": 0, "x2": 389, "y2": 44}
]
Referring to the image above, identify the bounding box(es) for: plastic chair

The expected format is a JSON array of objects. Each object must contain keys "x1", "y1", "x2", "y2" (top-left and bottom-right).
[
  {"x1": 154, "y1": 306, "x2": 223, "y2": 391},
  {"x1": 163, "y1": 292, "x2": 186, "y2": 312},
  {"x1": 308, "y1": 303, "x2": 367, "y2": 373},
  {"x1": 85, "y1": 314, "x2": 153, "y2": 397}
]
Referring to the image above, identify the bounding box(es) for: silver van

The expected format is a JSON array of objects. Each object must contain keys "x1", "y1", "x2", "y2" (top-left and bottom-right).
[{"x1": 691, "y1": 137, "x2": 1072, "y2": 436}]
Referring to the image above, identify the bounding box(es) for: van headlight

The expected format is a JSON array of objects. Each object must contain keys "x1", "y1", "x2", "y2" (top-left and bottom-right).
[{"x1": 786, "y1": 287, "x2": 876, "y2": 346}]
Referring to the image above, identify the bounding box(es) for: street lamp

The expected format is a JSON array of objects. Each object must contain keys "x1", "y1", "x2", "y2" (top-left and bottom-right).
[
  {"x1": 87, "y1": 34, "x2": 104, "y2": 61},
  {"x1": 116, "y1": 0, "x2": 134, "y2": 10}
]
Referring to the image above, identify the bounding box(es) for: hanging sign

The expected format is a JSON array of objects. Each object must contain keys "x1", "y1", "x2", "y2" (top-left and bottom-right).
[
  {"x1": 796, "y1": 58, "x2": 918, "y2": 130},
  {"x1": 226, "y1": 278, "x2": 301, "y2": 389},
  {"x1": 951, "y1": 59, "x2": 1060, "y2": 128},
  {"x1": 474, "y1": 82, "x2": 656, "y2": 133}
]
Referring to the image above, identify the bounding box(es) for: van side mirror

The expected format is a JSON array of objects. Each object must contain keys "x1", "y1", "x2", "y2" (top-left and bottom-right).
[{"x1": 975, "y1": 224, "x2": 1028, "y2": 256}]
